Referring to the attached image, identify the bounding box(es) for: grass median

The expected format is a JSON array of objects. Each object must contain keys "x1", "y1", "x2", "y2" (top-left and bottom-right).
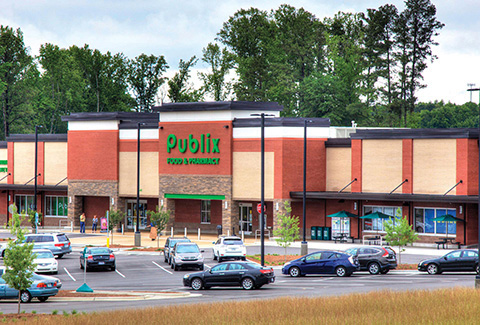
[{"x1": 6, "y1": 287, "x2": 480, "y2": 324}]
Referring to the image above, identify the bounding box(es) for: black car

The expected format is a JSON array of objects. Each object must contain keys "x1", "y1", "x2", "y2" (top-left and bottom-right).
[
  {"x1": 345, "y1": 246, "x2": 397, "y2": 275},
  {"x1": 80, "y1": 247, "x2": 116, "y2": 271},
  {"x1": 183, "y1": 261, "x2": 275, "y2": 290},
  {"x1": 418, "y1": 249, "x2": 479, "y2": 275},
  {"x1": 164, "y1": 237, "x2": 191, "y2": 264}
]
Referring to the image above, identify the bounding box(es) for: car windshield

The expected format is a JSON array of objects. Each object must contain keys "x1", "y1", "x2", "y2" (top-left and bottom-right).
[
  {"x1": 224, "y1": 239, "x2": 243, "y2": 245},
  {"x1": 35, "y1": 251, "x2": 54, "y2": 259},
  {"x1": 176, "y1": 245, "x2": 199, "y2": 253},
  {"x1": 345, "y1": 248, "x2": 357, "y2": 255},
  {"x1": 89, "y1": 248, "x2": 110, "y2": 254}
]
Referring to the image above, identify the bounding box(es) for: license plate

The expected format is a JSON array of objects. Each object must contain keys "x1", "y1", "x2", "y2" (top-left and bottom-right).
[
  {"x1": 98, "y1": 261, "x2": 105, "y2": 265},
  {"x1": 47, "y1": 283, "x2": 52, "y2": 287}
]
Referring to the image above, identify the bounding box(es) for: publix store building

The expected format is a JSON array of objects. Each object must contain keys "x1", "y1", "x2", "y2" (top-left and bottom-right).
[{"x1": 0, "y1": 100, "x2": 479, "y2": 246}]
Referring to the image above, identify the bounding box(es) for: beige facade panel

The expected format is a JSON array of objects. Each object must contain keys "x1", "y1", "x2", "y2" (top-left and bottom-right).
[
  {"x1": 13, "y1": 143, "x2": 34, "y2": 185},
  {"x1": 44, "y1": 142, "x2": 67, "y2": 185},
  {"x1": 362, "y1": 140, "x2": 403, "y2": 193},
  {"x1": 119, "y1": 152, "x2": 159, "y2": 196},
  {"x1": 413, "y1": 139, "x2": 456, "y2": 194},
  {"x1": 326, "y1": 148, "x2": 351, "y2": 192},
  {"x1": 232, "y1": 152, "x2": 274, "y2": 200},
  {"x1": 0, "y1": 148, "x2": 7, "y2": 184}
]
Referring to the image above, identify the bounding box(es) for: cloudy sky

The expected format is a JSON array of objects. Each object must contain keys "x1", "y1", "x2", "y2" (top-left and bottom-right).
[{"x1": 2, "y1": 0, "x2": 480, "y2": 104}]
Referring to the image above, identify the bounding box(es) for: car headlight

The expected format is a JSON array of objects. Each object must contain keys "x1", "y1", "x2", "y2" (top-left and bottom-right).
[
  {"x1": 284, "y1": 262, "x2": 291, "y2": 267},
  {"x1": 184, "y1": 274, "x2": 190, "y2": 278}
]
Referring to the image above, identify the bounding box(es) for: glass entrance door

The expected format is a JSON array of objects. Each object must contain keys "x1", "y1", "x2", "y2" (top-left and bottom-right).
[
  {"x1": 126, "y1": 200, "x2": 147, "y2": 230},
  {"x1": 239, "y1": 204, "x2": 252, "y2": 234}
]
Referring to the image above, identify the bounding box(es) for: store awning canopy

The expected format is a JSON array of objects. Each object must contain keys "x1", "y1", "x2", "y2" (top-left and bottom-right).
[
  {"x1": 326, "y1": 210, "x2": 358, "y2": 218},
  {"x1": 360, "y1": 212, "x2": 393, "y2": 219}
]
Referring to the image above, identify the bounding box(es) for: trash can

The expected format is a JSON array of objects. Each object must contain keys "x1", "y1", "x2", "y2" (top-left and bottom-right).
[
  {"x1": 316, "y1": 227, "x2": 324, "y2": 240},
  {"x1": 311, "y1": 226, "x2": 317, "y2": 240},
  {"x1": 323, "y1": 227, "x2": 331, "y2": 241},
  {"x1": 216, "y1": 225, "x2": 222, "y2": 236}
]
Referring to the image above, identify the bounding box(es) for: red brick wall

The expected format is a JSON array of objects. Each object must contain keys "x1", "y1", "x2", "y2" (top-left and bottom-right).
[
  {"x1": 83, "y1": 196, "x2": 110, "y2": 225},
  {"x1": 174, "y1": 199, "x2": 222, "y2": 226}
]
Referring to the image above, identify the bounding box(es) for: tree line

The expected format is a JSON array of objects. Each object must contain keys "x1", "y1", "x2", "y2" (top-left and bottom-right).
[{"x1": 0, "y1": 0, "x2": 476, "y2": 140}]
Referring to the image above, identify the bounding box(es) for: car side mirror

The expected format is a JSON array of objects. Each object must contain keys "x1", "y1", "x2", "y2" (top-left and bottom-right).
[
  {"x1": 443, "y1": 257, "x2": 448, "y2": 260},
  {"x1": 301, "y1": 258, "x2": 306, "y2": 263}
]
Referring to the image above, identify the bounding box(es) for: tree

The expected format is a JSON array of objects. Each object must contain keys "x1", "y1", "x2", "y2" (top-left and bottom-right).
[
  {"x1": 128, "y1": 53, "x2": 168, "y2": 111},
  {"x1": 199, "y1": 43, "x2": 235, "y2": 101},
  {"x1": 147, "y1": 205, "x2": 171, "y2": 248},
  {"x1": 107, "y1": 209, "x2": 124, "y2": 245},
  {"x1": 3, "y1": 206, "x2": 36, "y2": 313},
  {"x1": 167, "y1": 56, "x2": 203, "y2": 102},
  {"x1": 384, "y1": 209, "x2": 418, "y2": 264},
  {"x1": 27, "y1": 209, "x2": 43, "y2": 231},
  {"x1": 273, "y1": 201, "x2": 300, "y2": 263}
]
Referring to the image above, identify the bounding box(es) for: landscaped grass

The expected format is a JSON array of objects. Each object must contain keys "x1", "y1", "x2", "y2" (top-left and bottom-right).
[{"x1": 15, "y1": 287, "x2": 480, "y2": 324}]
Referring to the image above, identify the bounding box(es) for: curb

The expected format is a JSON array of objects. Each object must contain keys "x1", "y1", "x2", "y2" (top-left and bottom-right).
[{"x1": 49, "y1": 291, "x2": 199, "y2": 302}]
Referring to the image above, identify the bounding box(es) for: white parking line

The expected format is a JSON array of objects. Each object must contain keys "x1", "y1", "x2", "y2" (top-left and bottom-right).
[
  {"x1": 63, "y1": 267, "x2": 76, "y2": 282},
  {"x1": 115, "y1": 270, "x2": 126, "y2": 278},
  {"x1": 152, "y1": 261, "x2": 173, "y2": 274}
]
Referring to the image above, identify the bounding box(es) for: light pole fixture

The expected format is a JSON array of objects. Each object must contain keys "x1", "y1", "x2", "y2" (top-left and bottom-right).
[
  {"x1": 251, "y1": 113, "x2": 274, "y2": 266},
  {"x1": 301, "y1": 119, "x2": 313, "y2": 256},
  {"x1": 135, "y1": 122, "x2": 146, "y2": 247},
  {"x1": 468, "y1": 86, "x2": 480, "y2": 288},
  {"x1": 34, "y1": 125, "x2": 43, "y2": 234}
]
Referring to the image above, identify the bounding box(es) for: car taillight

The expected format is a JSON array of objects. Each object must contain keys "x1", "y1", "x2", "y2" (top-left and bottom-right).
[
  {"x1": 87, "y1": 255, "x2": 93, "y2": 260},
  {"x1": 37, "y1": 282, "x2": 47, "y2": 288},
  {"x1": 382, "y1": 248, "x2": 389, "y2": 257},
  {"x1": 55, "y1": 243, "x2": 64, "y2": 247},
  {"x1": 348, "y1": 256, "x2": 355, "y2": 265},
  {"x1": 109, "y1": 254, "x2": 115, "y2": 259},
  {"x1": 260, "y1": 269, "x2": 272, "y2": 274}
]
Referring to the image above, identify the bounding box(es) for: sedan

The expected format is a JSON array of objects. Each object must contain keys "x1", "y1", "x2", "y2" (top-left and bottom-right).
[
  {"x1": 183, "y1": 261, "x2": 275, "y2": 290},
  {"x1": 418, "y1": 249, "x2": 479, "y2": 275},
  {"x1": 33, "y1": 249, "x2": 58, "y2": 274},
  {"x1": 0, "y1": 267, "x2": 62, "y2": 303},
  {"x1": 80, "y1": 247, "x2": 116, "y2": 271},
  {"x1": 282, "y1": 250, "x2": 359, "y2": 277}
]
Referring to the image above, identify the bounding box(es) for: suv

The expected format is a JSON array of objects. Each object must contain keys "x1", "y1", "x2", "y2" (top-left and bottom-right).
[
  {"x1": 345, "y1": 246, "x2": 397, "y2": 275},
  {"x1": 213, "y1": 236, "x2": 247, "y2": 262},
  {"x1": 164, "y1": 237, "x2": 191, "y2": 264},
  {"x1": 1, "y1": 233, "x2": 72, "y2": 258},
  {"x1": 170, "y1": 242, "x2": 204, "y2": 271}
]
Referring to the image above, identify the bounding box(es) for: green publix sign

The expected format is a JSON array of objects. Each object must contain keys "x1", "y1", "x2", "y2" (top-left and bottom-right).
[{"x1": 166, "y1": 134, "x2": 220, "y2": 165}]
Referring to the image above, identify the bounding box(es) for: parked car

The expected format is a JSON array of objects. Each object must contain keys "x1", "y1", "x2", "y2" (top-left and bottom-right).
[
  {"x1": 170, "y1": 242, "x2": 204, "y2": 271},
  {"x1": 282, "y1": 250, "x2": 359, "y2": 277},
  {"x1": 184, "y1": 261, "x2": 275, "y2": 290},
  {"x1": 1, "y1": 233, "x2": 72, "y2": 258},
  {"x1": 33, "y1": 249, "x2": 58, "y2": 274},
  {"x1": 80, "y1": 247, "x2": 116, "y2": 271},
  {"x1": 0, "y1": 267, "x2": 62, "y2": 302},
  {"x1": 418, "y1": 249, "x2": 479, "y2": 275},
  {"x1": 164, "y1": 237, "x2": 191, "y2": 264},
  {"x1": 345, "y1": 246, "x2": 397, "y2": 274},
  {"x1": 213, "y1": 236, "x2": 247, "y2": 262}
]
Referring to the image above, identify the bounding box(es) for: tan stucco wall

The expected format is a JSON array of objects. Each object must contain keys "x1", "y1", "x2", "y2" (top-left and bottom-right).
[
  {"x1": 119, "y1": 152, "x2": 159, "y2": 196},
  {"x1": 44, "y1": 142, "x2": 67, "y2": 185},
  {"x1": 0, "y1": 148, "x2": 7, "y2": 184},
  {"x1": 232, "y1": 152, "x2": 274, "y2": 200},
  {"x1": 13, "y1": 143, "x2": 34, "y2": 185},
  {"x1": 362, "y1": 140, "x2": 403, "y2": 193},
  {"x1": 326, "y1": 147, "x2": 351, "y2": 192},
  {"x1": 413, "y1": 139, "x2": 456, "y2": 194}
]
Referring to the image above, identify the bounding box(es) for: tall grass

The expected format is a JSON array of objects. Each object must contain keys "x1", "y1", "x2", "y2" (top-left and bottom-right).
[{"x1": 25, "y1": 287, "x2": 480, "y2": 324}]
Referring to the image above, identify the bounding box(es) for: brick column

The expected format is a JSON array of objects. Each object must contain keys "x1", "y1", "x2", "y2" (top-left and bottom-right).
[
  {"x1": 222, "y1": 199, "x2": 238, "y2": 236},
  {"x1": 163, "y1": 197, "x2": 176, "y2": 232}
]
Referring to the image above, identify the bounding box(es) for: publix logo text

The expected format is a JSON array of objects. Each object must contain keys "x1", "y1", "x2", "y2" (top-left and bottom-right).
[{"x1": 167, "y1": 134, "x2": 220, "y2": 165}]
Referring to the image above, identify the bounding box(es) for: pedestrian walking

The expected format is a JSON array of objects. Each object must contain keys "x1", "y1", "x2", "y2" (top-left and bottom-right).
[
  {"x1": 92, "y1": 215, "x2": 98, "y2": 233},
  {"x1": 80, "y1": 213, "x2": 86, "y2": 233}
]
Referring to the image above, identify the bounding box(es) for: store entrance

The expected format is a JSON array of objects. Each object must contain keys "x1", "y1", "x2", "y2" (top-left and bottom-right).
[
  {"x1": 125, "y1": 200, "x2": 147, "y2": 230},
  {"x1": 239, "y1": 204, "x2": 252, "y2": 234}
]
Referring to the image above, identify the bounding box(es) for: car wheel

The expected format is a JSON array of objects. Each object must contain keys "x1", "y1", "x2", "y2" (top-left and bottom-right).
[
  {"x1": 199, "y1": 264, "x2": 204, "y2": 271},
  {"x1": 381, "y1": 269, "x2": 389, "y2": 274},
  {"x1": 191, "y1": 278, "x2": 203, "y2": 290},
  {"x1": 289, "y1": 266, "x2": 301, "y2": 277},
  {"x1": 368, "y1": 262, "x2": 381, "y2": 275},
  {"x1": 38, "y1": 296, "x2": 48, "y2": 302},
  {"x1": 164, "y1": 255, "x2": 168, "y2": 263},
  {"x1": 174, "y1": 264, "x2": 179, "y2": 271},
  {"x1": 111, "y1": 264, "x2": 116, "y2": 271},
  {"x1": 213, "y1": 251, "x2": 217, "y2": 260},
  {"x1": 335, "y1": 266, "x2": 347, "y2": 277},
  {"x1": 53, "y1": 271, "x2": 58, "y2": 275},
  {"x1": 171, "y1": 263, "x2": 174, "y2": 269},
  {"x1": 242, "y1": 277, "x2": 254, "y2": 290},
  {"x1": 427, "y1": 263, "x2": 439, "y2": 275},
  {"x1": 20, "y1": 291, "x2": 32, "y2": 303},
  {"x1": 57, "y1": 254, "x2": 64, "y2": 259}
]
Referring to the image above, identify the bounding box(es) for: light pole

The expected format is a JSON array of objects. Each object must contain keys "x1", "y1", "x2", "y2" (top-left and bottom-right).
[
  {"x1": 34, "y1": 125, "x2": 42, "y2": 234},
  {"x1": 468, "y1": 87, "x2": 480, "y2": 288},
  {"x1": 135, "y1": 122, "x2": 146, "y2": 247},
  {"x1": 301, "y1": 119, "x2": 313, "y2": 256},
  {"x1": 251, "y1": 113, "x2": 274, "y2": 266}
]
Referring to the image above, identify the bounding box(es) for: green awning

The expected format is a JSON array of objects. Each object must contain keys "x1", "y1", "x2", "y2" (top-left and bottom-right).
[{"x1": 164, "y1": 193, "x2": 225, "y2": 200}]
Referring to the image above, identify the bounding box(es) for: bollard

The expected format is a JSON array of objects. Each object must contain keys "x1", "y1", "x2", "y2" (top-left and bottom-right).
[
  {"x1": 198, "y1": 228, "x2": 201, "y2": 240},
  {"x1": 241, "y1": 231, "x2": 244, "y2": 242},
  {"x1": 121, "y1": 224, "x2": 124, "y2": 235},
  {"x1": 171, "y1": 227, "x2": 173, "y2": 237},
  {"x1": 184, "y1": 227, "x2": 187, "y2": 237},
  {"x1": 71, "y1": 221, "x2": 73, "y2": 232},
  {"x1": 106, "y1": 237, "x2": 110, "y2": 248},
  {"x1": 227, "y1": 229, "x2": 230, "y2": 236}
]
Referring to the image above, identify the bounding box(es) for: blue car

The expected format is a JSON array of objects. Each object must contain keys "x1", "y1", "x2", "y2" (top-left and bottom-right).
[
  {"x1": 0, "y1": 267, "x2": 62, "y2": 302},
  {"x1": 282, "y1": 250, "x2": 359, "y2": 277}
]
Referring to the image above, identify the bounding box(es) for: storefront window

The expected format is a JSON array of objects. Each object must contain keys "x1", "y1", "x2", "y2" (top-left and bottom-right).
[
  {"x1": 14, "y1": 195, "x2": 34, "y2": 215},
  {"x1": 362, "y1": 206, "x2": 401, "y2": 232},
  {"x1": 201, "y1": 200, "x2": 211, "y2": 224},
  {"x1": 414, "y1": 208, "x2": 456, "y2": 235},
  {"x1": 45, "y1": 196, "x2": 68, "y2": 217}
]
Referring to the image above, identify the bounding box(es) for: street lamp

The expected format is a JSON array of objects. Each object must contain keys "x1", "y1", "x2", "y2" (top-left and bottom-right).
[
  {"x1": 251, "y1": 113, "x2": 274, "y2": 266},
  {"x1": 135, "y1": 122, "x2": 146, "y2": 247},
  {"x1": 34, "y1": 125, "x2": 43, "y2": 234},
  {"x1": 301, "y1": 119, "x2": 313, "y2": 256}
]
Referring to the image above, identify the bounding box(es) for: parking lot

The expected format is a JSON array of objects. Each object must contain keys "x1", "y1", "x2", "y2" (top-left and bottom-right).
[{"x1": 0, "y1": 242, "x2": 478, "y2": 314}]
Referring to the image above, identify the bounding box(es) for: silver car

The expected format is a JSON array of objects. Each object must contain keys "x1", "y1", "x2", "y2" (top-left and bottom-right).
[
  {"x1": 170, "y1": 242, "x2": 204, "y2": 271},
  {"x1": 1, "y1": 233, "x2": 72, "y2": 258}
]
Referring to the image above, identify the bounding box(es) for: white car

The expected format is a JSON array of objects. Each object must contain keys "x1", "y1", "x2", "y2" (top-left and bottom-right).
[
  {"x1": 213, "y1": 236, "x2": 247, "y2": 262},
  {"x1": 32, "y1": 249, "x2": 58, "y2": 274}
]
